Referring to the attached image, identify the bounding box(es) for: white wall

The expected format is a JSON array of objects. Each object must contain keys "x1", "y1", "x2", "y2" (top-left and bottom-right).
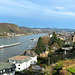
[
  {"x1": 15, "y1": 60, "x2": 31, "y2": 71},
  {"x1": 31, "y1": 56, "x2": 37, "y2": 64},
  {"x1": 8, "y1": 56, "x2": 37, "y2": 72}
]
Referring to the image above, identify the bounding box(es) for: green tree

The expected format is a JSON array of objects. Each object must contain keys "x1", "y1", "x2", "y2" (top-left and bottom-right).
[
  {"x1": 49, "y1": 32, "x2": 58, "y2": 45},
  {"x1": 57, "y1": 38, "x2": 63, "y2": 47},
  {"x1": 36, "y1": 37, "x2": 46, "y2": 55},
  {"x1": 49, "y1": 32, "x2": 63, "y2": 47},
  {"x1": 48, "y1": 46, "x2": 52, "y2": 65}
]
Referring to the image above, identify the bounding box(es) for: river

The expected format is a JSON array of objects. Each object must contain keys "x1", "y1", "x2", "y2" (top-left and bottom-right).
[{"x1": 0, "y1": 34, "x2": 47, "y2": 62}]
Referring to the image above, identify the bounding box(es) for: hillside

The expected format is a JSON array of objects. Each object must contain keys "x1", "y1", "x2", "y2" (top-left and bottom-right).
[
  {"x1": 0, "y1": 23, "x2": 75, "y2": 35},
  {"x1": 20, "y1": 27, "x2": 52, "y2": 33},
  {"x1": 0, "y1": 23, "x2": 25, "y2": 34}
]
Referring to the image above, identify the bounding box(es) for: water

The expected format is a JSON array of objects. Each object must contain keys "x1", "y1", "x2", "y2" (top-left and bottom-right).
[{"x1": 0, "y1": 34, "x2": 47, "y2": 62}]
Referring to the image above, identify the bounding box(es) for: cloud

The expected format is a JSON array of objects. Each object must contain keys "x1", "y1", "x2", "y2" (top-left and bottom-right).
[
  {"x1": 46, "y1": 9, "x2": 75, "y2": 16},
  {"x1": 0, "y1": 0, "x2": 75, "y2": 18},
  {"x1": 0, "y1": 0, "x2": 41, "y2": 17},
  {"x1": 55, "y1": 6, "x2": 65, "y2": 10},
  {"x1": 0, "y1": 0, "x2": 39, "y2": 10}
]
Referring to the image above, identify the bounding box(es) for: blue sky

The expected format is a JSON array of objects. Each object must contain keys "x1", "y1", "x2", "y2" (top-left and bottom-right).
[{"x1": 0, "y1": 0, "x2": 75, "y2": 29}]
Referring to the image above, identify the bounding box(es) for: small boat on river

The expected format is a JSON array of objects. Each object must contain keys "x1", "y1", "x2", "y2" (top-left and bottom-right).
[{"x1": 31, "y1": 38, "x2": 36, "y2": 41}]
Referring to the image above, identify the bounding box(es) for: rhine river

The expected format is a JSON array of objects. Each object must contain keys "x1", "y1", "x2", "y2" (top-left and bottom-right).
[{"x1": 0, "y1": 34, "x2": 47, "y2": 62}]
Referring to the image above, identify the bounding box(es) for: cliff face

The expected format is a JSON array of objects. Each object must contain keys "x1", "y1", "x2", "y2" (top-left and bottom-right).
[{"x1": 0, "y1": 23, "x2": 25, "y2": 34}]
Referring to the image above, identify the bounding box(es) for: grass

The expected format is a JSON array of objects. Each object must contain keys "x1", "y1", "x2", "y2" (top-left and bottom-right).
[{"x1": 67, "y1": 66, "x2": 75, "y2": 73}]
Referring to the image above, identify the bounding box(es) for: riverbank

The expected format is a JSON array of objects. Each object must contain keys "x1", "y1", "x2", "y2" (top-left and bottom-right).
[
  {"x1": 0, "y1": 33, "x2": 48, "y2": 38},
  {"x1": 0, "y1": 33, "x2": 33, "y2": 38}
]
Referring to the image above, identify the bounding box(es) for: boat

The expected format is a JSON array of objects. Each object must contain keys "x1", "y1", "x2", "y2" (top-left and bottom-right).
[
  {"x1": 4, "y1": 43, "x2": 20, "y2": 48},
  {"x1": 0, "y1": 45, "x2": 4, "y2": 49},
  {"x1": 0, "y1": 43, "x2": 20, "y2": 49},
  {"x1": 29, "y1": 45, "x2": 32, "y2": 48},
  {"x1": 31, "y1": 38, "x2": 36, "y2": 41}
]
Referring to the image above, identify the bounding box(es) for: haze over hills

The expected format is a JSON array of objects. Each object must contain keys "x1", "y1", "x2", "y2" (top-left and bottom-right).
[{"x1": 0, "y1": 23, "x2": 75, "y2": 35}]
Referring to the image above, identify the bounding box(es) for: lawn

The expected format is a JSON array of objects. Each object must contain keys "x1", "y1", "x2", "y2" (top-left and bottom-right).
[{"x1": 67, "y1": 66, "x2": 75, "y2": 73}]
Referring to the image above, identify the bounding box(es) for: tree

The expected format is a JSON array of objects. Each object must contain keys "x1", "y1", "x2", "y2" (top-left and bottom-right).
[
  {"x1": 49, "y1": 32, "x2": 63, "y2": 47},
  {"x1": 49, "y1": 32, "x2": 58, "y2": 45},
  {"x1": 57, "y1": 38, "x2": 63, "y2": 47},
  {"x1": 48, "y1": 46, "x2": 52, "y2": 65},
  {"x1": 36, "y1": 37, "x2": 46, "y2": 55}
]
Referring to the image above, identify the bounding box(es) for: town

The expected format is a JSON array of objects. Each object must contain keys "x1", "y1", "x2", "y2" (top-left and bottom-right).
[{"x1": 0, "y1": 31, "x2": 75, "y2": 75}]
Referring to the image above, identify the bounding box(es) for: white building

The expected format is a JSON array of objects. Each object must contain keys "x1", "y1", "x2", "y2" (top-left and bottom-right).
[
  {"x1": 8, "y1": 56, "x2": 31, "y2": 71},
  {"x1": 31, "y1": 56, "x2": 37, "y2": 64},
  {"x1": 49, "y1": 34, "x2": 53, "y2": 38},
  {"x1": 0, "y1": 62, "x2": 15, "y2": 75}
]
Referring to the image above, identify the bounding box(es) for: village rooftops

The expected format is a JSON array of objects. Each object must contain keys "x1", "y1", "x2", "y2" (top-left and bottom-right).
[
  {"x1": 0, "y1": 62, "x2": 14, "y2": 70},
  {"x1": 8, "y1": 56, "x2": 31, "y2": 63}
]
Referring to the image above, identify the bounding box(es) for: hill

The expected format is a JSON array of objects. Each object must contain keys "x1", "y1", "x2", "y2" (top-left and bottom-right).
[
  {"x1": 0, "y1": 23, "x2": 25, "y2": 35},
  {"x1": 0, "y1": 23, "x2": 75, "y2": 36}
]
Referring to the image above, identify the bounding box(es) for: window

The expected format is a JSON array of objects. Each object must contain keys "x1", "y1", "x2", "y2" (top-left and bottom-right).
[
  {"x1": 3, "y1": 70, "x2": 5, "y2": 72},
  {"x1": 18, "y1": 65, "x2": 20, "y2": 66},
  {"x1": 9, "y1": 60, "x2": 11, "y2": 62},
  {"x1": 0, "y1": 71, "x2": 2, "y2": 73},
  {"x1": 18, "y1": 68, "x2": 20, "y2": 70}
]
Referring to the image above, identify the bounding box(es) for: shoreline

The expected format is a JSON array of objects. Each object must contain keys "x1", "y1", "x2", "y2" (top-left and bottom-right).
[
  {"x1": 0, "y1": 33, "x2": 48, "y2": 38},
  {"x1": 0, "y1": 33, "x2": 32, "y2": 38}
]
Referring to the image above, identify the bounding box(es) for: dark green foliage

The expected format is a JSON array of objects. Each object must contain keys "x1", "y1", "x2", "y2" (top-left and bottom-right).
[
  {"x1": 49, "y1": 32, "x2": 57, "y2": 45},
  {"x1": 48, "y1": 46, "x2": 52, "y2": 57},
  {"x1": 57, "y1": 38, "x2": 63, "y2": 47},
  {"x1": 37, "y1": 57, "x2": 48, "y2": 66},
  {"x1": 53, "y1": 62, "x2": 63, "y2": 75},
  {"x1": 49, "y1": 32, "x2": 63, "y2": 47},
  {"x1": 35, "y1": 37, "x2": 46, "y2": 55}
]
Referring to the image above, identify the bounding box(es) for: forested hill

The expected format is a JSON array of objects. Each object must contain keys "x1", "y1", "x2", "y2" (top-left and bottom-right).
[{"x1": 0, "y1": 23, "x2": 25, "y2": 34}]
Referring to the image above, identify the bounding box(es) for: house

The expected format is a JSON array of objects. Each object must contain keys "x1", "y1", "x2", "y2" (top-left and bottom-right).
[
  {"x1": 70, "y1": 32, "x2": 75, "y2": 42},
  {"x1": 49, "y1": 34, "x2": 53, "y2": 38},
  {"x1": 24, "y1": 50, "x2": 37, "y2": 64},
  {"x1": 8, "y1": 56, "x2": 31, "y2": 71},
  {"x1": 0, "y1": 62, "x2": 15, "y2": 75},
  {"x1": 73, "y1": 34, "x2": 75, "y2": 42}
]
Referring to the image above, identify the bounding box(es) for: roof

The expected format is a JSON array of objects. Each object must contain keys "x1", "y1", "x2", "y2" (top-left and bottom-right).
[
  {"x1": 9, "y1": 56, "x2": 30, "y2": 60},
  {"x1": 0, "y1": 62, "x2": 13, "y2": 70},
  {"x1": 8, "y1": 56, "x2": 31, "y2": 63}
]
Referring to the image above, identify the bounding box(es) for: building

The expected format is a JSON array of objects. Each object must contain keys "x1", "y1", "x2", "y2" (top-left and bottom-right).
[
  {"x1": 0, "y1": 62, "x2": 15, "y2": 75},
  {"x1": 73, "y1": 34, "x2": 75, "y2": 42},
  {"x1": 8, "y1": 56, "x2": 31, "y2": 71},
  {"x1": 49, "y1": 34, "x2": 53, "y2": 38},
  {"x1": 24, "y1": 50, "x2": 37, "y2": 64}
]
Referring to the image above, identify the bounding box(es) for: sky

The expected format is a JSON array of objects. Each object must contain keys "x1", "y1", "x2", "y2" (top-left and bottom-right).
[{"x1": 0, "y1": 0, "x2": 75, "y2": 29}]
